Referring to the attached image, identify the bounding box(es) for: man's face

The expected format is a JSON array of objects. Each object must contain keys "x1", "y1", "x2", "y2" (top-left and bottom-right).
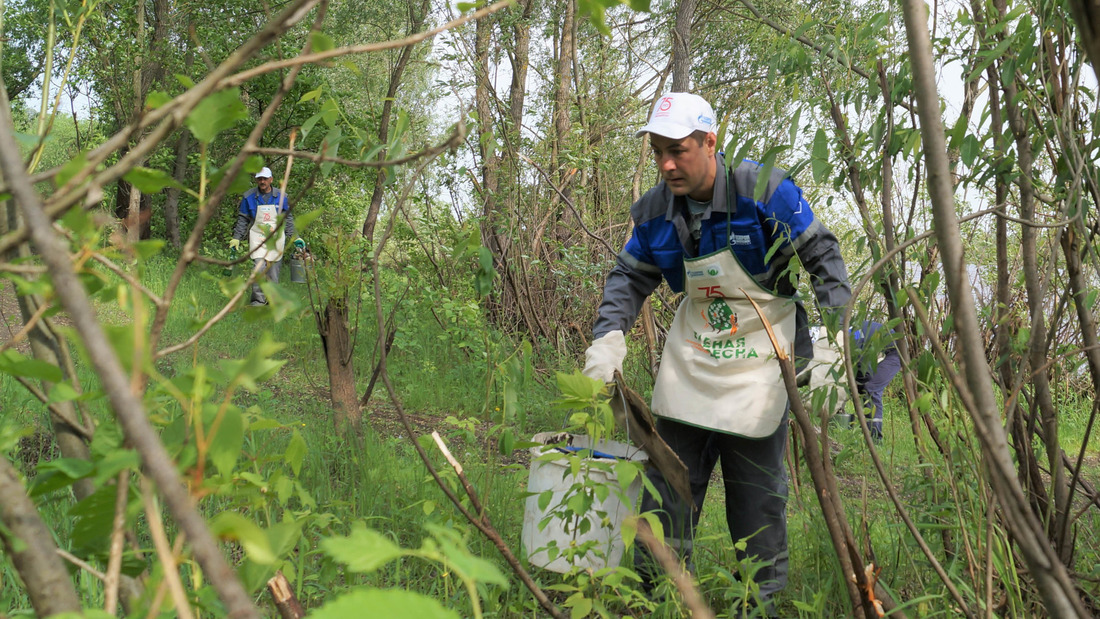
[
  {"x1": 650, "y1": 132, "x2": 717, "y2": 201},
  {"x1": 256, "y1": 176, "x2": 272, "y2": 193}
]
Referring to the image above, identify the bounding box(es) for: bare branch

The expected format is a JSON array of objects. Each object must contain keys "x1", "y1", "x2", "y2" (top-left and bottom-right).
[{"x1": 635, "y1": 519, "x2": 715, "y2": 619}]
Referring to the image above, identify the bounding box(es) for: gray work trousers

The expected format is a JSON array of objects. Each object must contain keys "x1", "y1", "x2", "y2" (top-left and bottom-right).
[
  {"x1": 856, "y1": 348, "x2": 902, "y2": 438},
  {"x1": 635, "y1": 415, "x2": 789, "y2": 608},
  {"x1": 250, "y1": 258, "x2": 281, "y2": 305}
]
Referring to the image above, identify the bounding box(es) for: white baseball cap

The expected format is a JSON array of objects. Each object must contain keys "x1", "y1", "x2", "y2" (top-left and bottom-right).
[
  {"x1": 255, "y1": 167, "x2": 273, "y2": 179},
  {"x1": 636, "y1": 93, "x2": 717, "y2": 139}
]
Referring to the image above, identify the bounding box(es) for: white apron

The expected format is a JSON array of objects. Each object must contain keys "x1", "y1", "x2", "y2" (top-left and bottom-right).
[
  {"x1": 249, "y1": 199, "x2": 286, "y2": 261},
  {"x1": 651, "y1": 246, "x2": 797, "y2": 438}
]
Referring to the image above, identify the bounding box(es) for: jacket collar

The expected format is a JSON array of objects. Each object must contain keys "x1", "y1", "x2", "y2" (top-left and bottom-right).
[{"x1": 663, "y1": 151, "x2": 732, "y2": 223}]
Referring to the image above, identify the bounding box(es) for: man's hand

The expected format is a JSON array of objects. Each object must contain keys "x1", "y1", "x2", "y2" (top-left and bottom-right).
[
  {"x1": 582, "y1": 330, "x2": 627, "y2": 383},
  {"x1": 293, "y1": 238, "x2": 306, "y2": 250},
  {"x1": 229, "y1": 239, "x2": 242, "y2": 251}
]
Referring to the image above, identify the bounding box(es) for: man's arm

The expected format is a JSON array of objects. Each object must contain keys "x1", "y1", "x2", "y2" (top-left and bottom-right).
[
  {"x1": 232, "y1": 196, "x2": 253, "y2": 241},
  {"x1": 798, "y1": 223, "x2": 851, "y2": 315},
  {"x1": 284, "y1": 210, "x2": 296, "y2": 239},
  {"x1": 592, "y1": 251, "x2": 662, "y2": 339},
  {"x1": 765, "y1": 179, "x2": 851, "y2": 317}
]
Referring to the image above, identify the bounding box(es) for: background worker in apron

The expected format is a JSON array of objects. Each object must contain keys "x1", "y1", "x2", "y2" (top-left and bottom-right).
[
  {"x1": 851, "y1": 320, "x2": 902, "y2": 442},
  {"x1": 582, "y1": 93, "x2": 851, "y2": 614},
  {"x1": 230, "y1": 167, "x2": 303, "y2": 306}
]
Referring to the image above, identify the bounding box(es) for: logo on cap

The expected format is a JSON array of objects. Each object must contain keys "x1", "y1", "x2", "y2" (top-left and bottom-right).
[{"x1": 658, "y1": 97, "x2": 674, "y2": 111}]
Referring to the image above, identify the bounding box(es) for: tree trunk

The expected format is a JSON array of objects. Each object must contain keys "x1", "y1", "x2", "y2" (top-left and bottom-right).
[
  {"x1": 361, "y1": 0, "x2": 430, "y2": 243},
  {"x1": 319, "y1": 297, "x2": 359, "y2": 429},
  {"x1": 128, "y1": 0, "x2": 146, "y2": 246},
  {"x1": 671, "y1": 0, "x2": 697, "y2": 91},
  {"x1": 164, "y1": 129, "x2": 189, "y2": 248}
]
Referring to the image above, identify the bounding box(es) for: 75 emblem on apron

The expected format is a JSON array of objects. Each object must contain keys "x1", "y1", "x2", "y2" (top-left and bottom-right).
[{"x1": 652, "y1": 248, "x2": 796, "y2": 438}]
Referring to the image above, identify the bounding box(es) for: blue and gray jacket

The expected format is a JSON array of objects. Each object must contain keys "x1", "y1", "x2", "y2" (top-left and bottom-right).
[
  {"x1": 232, "y1": 187, "x2": 296, "y2": 242},
  {"x1": 593, "y1": 153, "x2": 851, "y2": 362}
]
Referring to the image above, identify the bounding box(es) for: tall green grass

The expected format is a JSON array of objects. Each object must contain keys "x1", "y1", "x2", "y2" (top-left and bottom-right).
[{"x1": 4, "y1": 252, "x2": 1099, "y2": 617}]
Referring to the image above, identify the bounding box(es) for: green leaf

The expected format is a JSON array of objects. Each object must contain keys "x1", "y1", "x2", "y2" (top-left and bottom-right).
[
  {"x1": 961, "y1": 134, "x2": 981, "y2": 168},
  {"x1": 174, "y1": 74, "x2": 195, "y2": 89},
  {"x1": 428, "y1": 524, "x2": 509, "y2": 587},
  {"x1": 91, "y1": 448, "x2": 140, "y2": 488},
  {"x1": 298, "y1": 87, "x2": 322, "y2": 104},
  {"x1": 56, "y1": 151, "x2": 89, "y2": 188},
  {"x1": 146, "y1": 90, "x2": 172, "y2": 109},
  {"x1": 556, "y1": 370, "x2": 605, "y2": 400},
  {"x1": 568, "y1": 594, "x2": 593, "y2": 619},
  {"x1": 267, "y1": 519, "x2": 302, "y2": 559},
  {"x1": 69, "y1": 484, "x2": 129, "y2": 552},
  {"x1": 752, "y1": 145, "x2": 788, "y2": 203},
  {"x1": 613, "y1": 459, "x2": 638, "y2": 490},
  {"x1": 210, "y1": 512, "x2": 276, "y2": 565},
  {"x1": 301, "y1": 111, "x2": 324, "y2": 138},
  {"x1": 576, "y1": 0, "x2": 611, "y2": 36},
  {"x1": 321, "y1": 523, "x2": 405, "y2": 572},
  {"x1": 219, "y1": 333, "x2": 286, "y2": 391},
  {"x1": 48, "y1": 381, "x2": 81, "y2": 403},
  {"x1": 208, "y1": 405, "x2": 245, "y2": 477},
  {"x1": 38, "y1": 457, "x2": 95, "y2": 480},
  {"x1": 310, "y1": 589, "x2": 460, "y2": 619},
  {"x1": 788, "y1": 106, "x2": 802, "y2": 147},
  {"x1": 285, "y1": 429, "x2": 306, "y2": 476},
  {"x1": 0, "y1": 350, "x2": 63, "y2": 382},
  {"x1": 133, "y1": 239, "x2": 166, "y2": 260},
  {"x1": 13, "y1": 131, "x2": 38, "y2": 149},
  {"x1": 811, "y1": 129, "x2": 830, "y2": 184},
  {"x1": 209, "y1": 155, "x2": 264, "y2": 196},
  {"x1": 293, "y1": 207, "x2": 323, "y2": 232},
  {"x1": 124, "y1": 167, "x2": 184, "y2": 194},
  {"x1": 187, "y1": 88, "x2": 248, "y2": 143},
  {"x1": 310, "y1": 32, "x2": 335, "y2": 52},
  {"x1": 474, "y1": 246, "x2": 496, "y2": 296}
]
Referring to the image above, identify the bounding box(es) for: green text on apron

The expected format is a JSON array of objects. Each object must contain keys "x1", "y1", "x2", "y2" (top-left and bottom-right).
[
  {"x1": 249, "y1": 199, "x2": 287, "y2": 262},
  {"x1": 651, "y1": 247, "x2": 797, "y2": 438}
]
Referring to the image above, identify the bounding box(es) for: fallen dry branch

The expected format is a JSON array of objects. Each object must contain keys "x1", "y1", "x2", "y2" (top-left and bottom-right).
[
  {"x1": 267, "y1": 571, "x2": 306, "y2": 619},
  {"x1": 635, "y1": 519, "x2": 715, "y2": 619}
]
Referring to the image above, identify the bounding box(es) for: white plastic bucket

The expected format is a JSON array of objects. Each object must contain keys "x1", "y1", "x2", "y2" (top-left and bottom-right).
[{"x1": 521, "y1": 432, "x2": 648, "y2": 573}]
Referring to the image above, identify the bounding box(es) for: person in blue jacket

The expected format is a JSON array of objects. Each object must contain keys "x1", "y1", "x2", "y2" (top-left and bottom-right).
[
  {"x1": 582, "y1": 92, "x2": 851, "y2": 614},
  {"x1": 851, "y1": 320, "x2": 902, "y2": 441},
  {"x1": 230, "y1": 167, "x2": 303, "y2": 305}
]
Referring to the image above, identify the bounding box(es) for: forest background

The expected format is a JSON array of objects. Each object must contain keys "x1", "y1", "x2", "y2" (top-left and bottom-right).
[{"x1": 2, "y1": 0, "x2": 1100, "y2": 617}]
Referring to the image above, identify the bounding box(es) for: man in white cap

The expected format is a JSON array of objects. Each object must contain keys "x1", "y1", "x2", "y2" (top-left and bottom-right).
[
  {"x1": 230, "y1": 167, "x2": 303, "y2": 305},
  {"x1": 582, "y1": 93, "x2": 851, "y2": 614}
]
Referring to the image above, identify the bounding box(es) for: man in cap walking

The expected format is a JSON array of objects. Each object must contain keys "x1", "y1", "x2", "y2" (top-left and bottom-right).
[{"x1": 230, "y1": 167, "x2": 302, "y2": 306}]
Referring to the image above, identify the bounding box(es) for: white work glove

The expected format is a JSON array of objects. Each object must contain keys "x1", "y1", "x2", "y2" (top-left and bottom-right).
[
  {"x1": 582, "y1": 330, "x2": 627, "y2": 383},
  {"x1": 805, "y1": 332, "x2": 849, "y2": 416}
]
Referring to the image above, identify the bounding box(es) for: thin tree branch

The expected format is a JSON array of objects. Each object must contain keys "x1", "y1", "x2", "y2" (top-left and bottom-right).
[
  {"x1": 104, "y1": 469, "x2": 131, "y2": 614},
  {"x1": 220, "y1": 0, "x2": 517, "y2": 88}
]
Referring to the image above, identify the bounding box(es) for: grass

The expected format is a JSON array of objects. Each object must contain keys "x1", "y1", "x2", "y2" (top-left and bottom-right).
[{"x1": 3, "y1": 252, "x2": 1100, "y2": 617}]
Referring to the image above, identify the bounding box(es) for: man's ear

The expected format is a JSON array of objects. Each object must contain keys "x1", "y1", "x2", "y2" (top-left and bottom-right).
[{"x1": 705, "y1": 131, "x2": 718, "y2": 153}]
